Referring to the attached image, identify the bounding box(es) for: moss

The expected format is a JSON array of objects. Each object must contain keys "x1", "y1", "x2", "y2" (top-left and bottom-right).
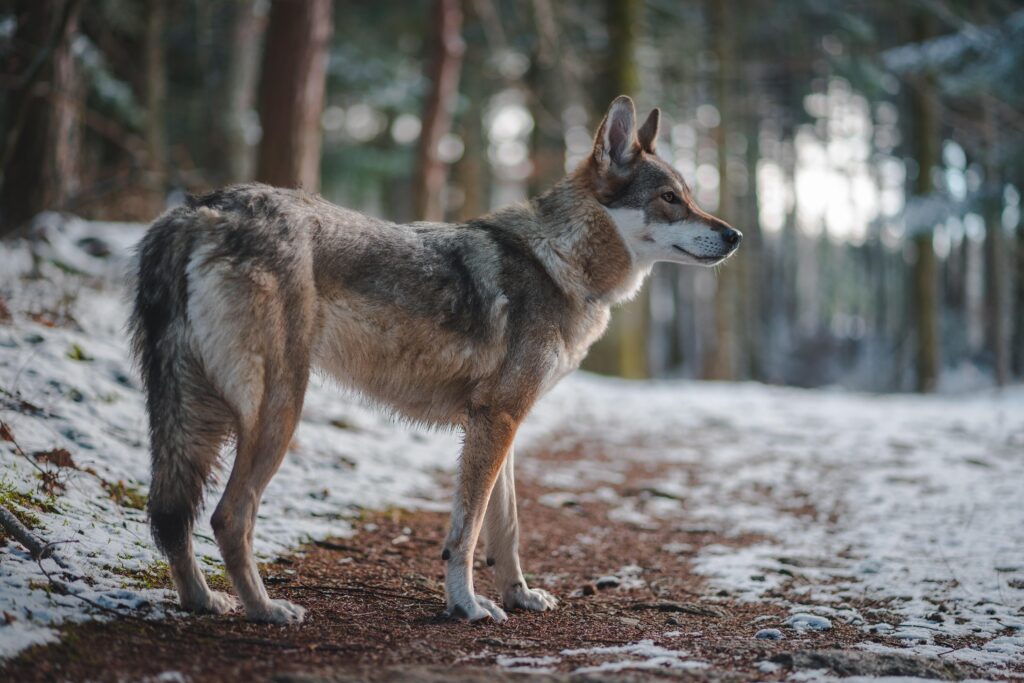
[
  {"x1": 66, "y1": 343, "x2": 92, "y2": 361},
  {"x1": 106, "y1": 561, "x2": 171, "y2": 590},
  {"x1": 0, "y1": 479, "x2": 57, "y2": 532},
  {"x1": 205, "y1": 569, "x2": 231, "y2": 591},
  {"x1": 102, "y1": 480, "x2": 147, "y2": 510}
]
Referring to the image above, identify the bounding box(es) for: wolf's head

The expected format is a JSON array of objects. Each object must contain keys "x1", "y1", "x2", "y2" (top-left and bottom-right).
[{"x1": 581, "y1": 95, "x2": 741, "y2": 267}]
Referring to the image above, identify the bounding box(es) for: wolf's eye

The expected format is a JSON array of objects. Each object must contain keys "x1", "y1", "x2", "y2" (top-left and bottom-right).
[{"x1": 661, "y1": 191, "x2": 678, "y2": 204}]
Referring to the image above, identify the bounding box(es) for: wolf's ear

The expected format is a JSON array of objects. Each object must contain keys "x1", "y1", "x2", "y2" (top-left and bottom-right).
[
  {"x1": 593, "y1": 95, "x2": 639, "y2": 170},
  {"x1": 637, "y1": 108, "x2": 660, "y2": 153}
]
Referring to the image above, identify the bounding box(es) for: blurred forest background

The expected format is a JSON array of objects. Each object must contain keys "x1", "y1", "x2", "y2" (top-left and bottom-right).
[{"x1": 1, "y1": 0, "x2": 1022, "y2": 393}]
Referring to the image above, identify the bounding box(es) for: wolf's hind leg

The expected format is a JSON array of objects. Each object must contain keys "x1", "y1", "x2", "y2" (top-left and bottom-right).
[
  {"x1": 150, "y1": 388, "x2": 237, "y2": 615},
  {"x1": 483, "y1": 446, "x2": 557, "y2": 612},
  {"x1": 211, "y1": 377, "x2": 308, "y2": 625},
  {"x1": 169, "y1": 538, "x2": 239, "y2": 615}
]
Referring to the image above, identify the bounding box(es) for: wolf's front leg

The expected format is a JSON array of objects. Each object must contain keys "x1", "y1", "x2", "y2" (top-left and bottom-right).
[
  {"x1": 441, "y1": 409, "x2": 521, "y2": 622},
  {"x1": 483, "y1": 446, "x2": 558, "y2": 612}
]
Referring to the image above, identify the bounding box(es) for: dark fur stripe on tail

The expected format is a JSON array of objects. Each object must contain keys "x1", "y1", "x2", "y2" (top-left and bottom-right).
[{"x1": 130, "y1": 208, "x2": 203, "y2": 555}]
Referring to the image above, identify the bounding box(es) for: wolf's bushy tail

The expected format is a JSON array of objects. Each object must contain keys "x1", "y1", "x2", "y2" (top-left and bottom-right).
[{"x1": 129, "y1": 209, "x2": 209, "y2": 556}]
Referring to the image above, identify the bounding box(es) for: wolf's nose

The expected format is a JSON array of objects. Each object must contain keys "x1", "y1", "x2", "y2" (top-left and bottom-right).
[{"x1": 722, "y1": 228, "x2": 742, "y2": 246}]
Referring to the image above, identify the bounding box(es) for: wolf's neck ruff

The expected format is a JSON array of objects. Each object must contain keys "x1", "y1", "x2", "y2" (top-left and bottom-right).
[{"x1": 527, "y1": 175, "x2": 643, "y2": 304}]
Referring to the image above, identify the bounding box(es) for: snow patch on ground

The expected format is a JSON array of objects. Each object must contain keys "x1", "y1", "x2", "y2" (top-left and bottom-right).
[
  {"x1": 785, "y1": 613, "x2": 833, "y2": 632},
  {"x1": 2, "y1": 218, "x2": 1023, "y2": 678},
  {"x1": 560, "y1": 639, "x2": 708, "y2": 674},
  {"x1": 1, "y1": 223, "x2": 463, "y2": 656},
  {"x1": 518, "y1": 378, "x2": 1024, "y2": 674}
]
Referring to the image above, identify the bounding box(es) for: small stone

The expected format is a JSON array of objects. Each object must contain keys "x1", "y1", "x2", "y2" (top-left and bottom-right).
[
  {"x1": 581, "y1": 582, "x2": 597, "y2": 596},
  {"x1": 755, "y1": 628, "x2": 784, "y2": 641},
  {"x1": 618, "y1": 616, "x2": 641, "y2": 626},
  {"x1": 595, "y1": 576, "x2": 621, "y2": 589},
  {"x1": 784, "y1": 613, "x2": 832, "y2": 632}
]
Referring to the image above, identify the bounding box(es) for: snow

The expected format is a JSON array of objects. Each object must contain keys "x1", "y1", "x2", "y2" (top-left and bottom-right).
[
  {"x1": 787, "y1": 675, "x2": 990, "y2": 683},
  {"x1": 1, "y1": 220, "x2": 461, "y2": 656},
  {"x1": 755, "y1": 627, "x2": 784, "y2": 640},
  {"x1": 2, "y1": 217, "x2": 1024, "y2": 677},
  {"x1": 494, "y1": 654, "x2": 560, "y2": 673},
  {"x1": 785, "y1": 613, "x2": 833, "y2": 632},
  {"x1": 559, "y1": 640, "x2": 708, "y2": 674},
  {"x1": 496, "y1": 638, "x2": 709, "y2": 674},
  {"x1": 518, "y1": 379, "x2": 1024, "y2": 674}
]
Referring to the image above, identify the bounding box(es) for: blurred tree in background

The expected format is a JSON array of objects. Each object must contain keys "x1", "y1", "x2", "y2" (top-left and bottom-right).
[
  {"x1": 0, "y1": 0, "x2": 1021, "y2": 393},
  {"x1": 255, "y1": 0, "x2": 331, "y2": 190}
]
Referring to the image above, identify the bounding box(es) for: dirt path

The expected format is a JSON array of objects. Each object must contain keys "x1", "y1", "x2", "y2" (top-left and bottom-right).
[{"x1": 0, "y1": 441, "x2": 998, "y2": 682}]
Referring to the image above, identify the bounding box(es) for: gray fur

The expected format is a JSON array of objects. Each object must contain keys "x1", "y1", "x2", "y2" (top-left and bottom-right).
[{"x1": 129, "y1": 95, "x2": 740, "y2": 625}]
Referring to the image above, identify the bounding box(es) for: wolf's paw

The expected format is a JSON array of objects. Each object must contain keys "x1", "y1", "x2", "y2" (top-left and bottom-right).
[
  {"x1": 445, "y1": 594, "x2": 508, "y2": 623},
  {"x1": 504, "y1": 585, "x2": 558, "y2": 612},
  {"x1": 182, "y1": 590, "x2": 239, "y2": 615},
  {"x1": 249, "y1": 598, "x2": 307, "y2": 625}
]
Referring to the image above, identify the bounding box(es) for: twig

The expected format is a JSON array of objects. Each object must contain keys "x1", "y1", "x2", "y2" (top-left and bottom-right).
[
  {"x1": 1, "y1": 419, "x2": 50, "y2": 478},
  {"x1": 0, "y1": 504, "x2": 53, "y2": 560}
]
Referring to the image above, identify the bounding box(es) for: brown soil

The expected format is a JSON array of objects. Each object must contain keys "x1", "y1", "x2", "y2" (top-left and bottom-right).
[{"x1": 0, "y1": 442, "x2": 999, "y2": 682}]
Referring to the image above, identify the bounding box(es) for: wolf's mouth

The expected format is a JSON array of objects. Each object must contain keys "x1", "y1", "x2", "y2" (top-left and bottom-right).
[{"x1": 672, "y1": 244, "x2": 727, "y2": 263}]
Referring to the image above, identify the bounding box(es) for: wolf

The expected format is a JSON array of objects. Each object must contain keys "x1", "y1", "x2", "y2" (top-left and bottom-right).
[{"x1": 129, "y1": 95, "x2": 740, "y2": 625}]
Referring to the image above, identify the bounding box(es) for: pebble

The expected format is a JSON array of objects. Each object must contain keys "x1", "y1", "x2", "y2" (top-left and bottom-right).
[
  {"x1": 755, "y1": 628, "x2": 784, "y2": 640},
  {"x1": 784, "y1": 613, "x2": 832, "y2": 631}
]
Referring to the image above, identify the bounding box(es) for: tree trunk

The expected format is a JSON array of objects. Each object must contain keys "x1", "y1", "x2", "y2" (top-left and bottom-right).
[
  {"x1": 143, "y1": 1, "x2": 167, "y2": 211},
  {"x1": 1014, "y1": 206, "x2": 1024, "y2": 379},
  {"x1": 909, "y1": 12, "x2": 940, "y2": 393},
  {"x1": 740, "y1": 79, "x2": 763, "y2": 380},
  {"x1": 526, "y1": 0, "x2": 567, "y2": 197},
  {"x1": 255, "y1": 0, "x2": 332, "y2": 191},
  {"x1": 581, "y1": 0, "x2": 649, "y2": 379},
  {"x1": 982, "y1": 105, "x2": 1008, "y2": 387},
  {"x1": 703, "y1": 0, "x2": 738, "y2": 380},
  {"x1": 454, "y1": 2, "x2": 488, "y2": 222},
  {"x1": 0, "y1": 0, "x2": 81, "y2": 236},
  {"x1": 223, "y1": 0, "x2": 268, "y2": 183},
  {"x1": 414, "y1": 0, "x2": 464, "y2": 221}
]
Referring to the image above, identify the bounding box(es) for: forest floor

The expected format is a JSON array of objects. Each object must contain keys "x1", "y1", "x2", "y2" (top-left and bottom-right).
[
  {"x1": 2, "y1": 219, "x2": 1024, "y2": 681},
  {"x1": 1, "y1": 443, "x2": 1012, "y2": 683}
]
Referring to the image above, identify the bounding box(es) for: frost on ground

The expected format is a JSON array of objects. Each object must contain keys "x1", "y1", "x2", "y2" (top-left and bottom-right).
[
  {"x1": 491, "y1": 639, "x2": 709, "y2": 675},
  {"x1": 2, "y1": 219, "x2": 1024, "y2": 677},
  {"x1": 522, "y1": 378, "x2": 1024, "y2": 674},
  {"x1": 0, "y1": 219, "x2": 460, "y2": 657}
]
